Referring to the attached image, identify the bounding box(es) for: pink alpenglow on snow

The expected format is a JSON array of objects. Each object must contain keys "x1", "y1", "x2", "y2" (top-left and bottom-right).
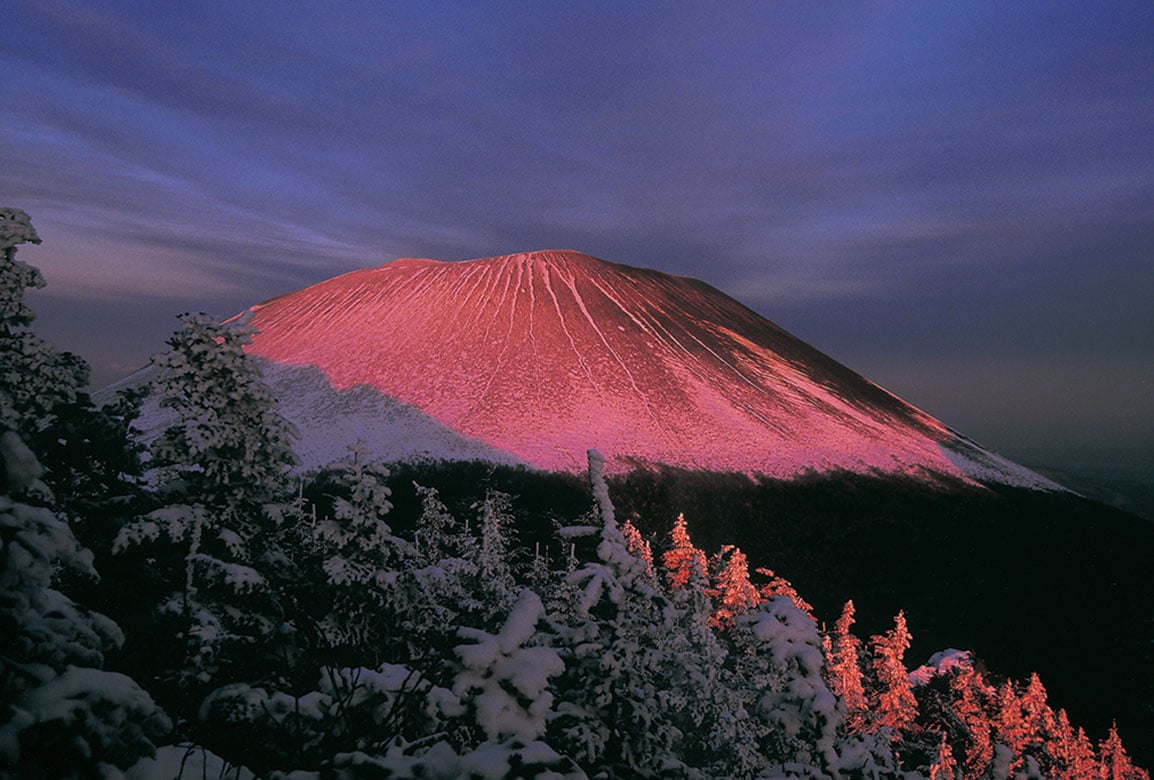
[
  {"x1": 909, "y1": 648, "x2": 976, "y2": 687},
  {"x1": 235, "y1": 250, "x2": 1057, "y2": 486}
]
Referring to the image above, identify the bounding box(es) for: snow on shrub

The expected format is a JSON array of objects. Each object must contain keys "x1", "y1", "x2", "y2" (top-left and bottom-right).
[
  {"x1": 454, "y1": 589, "x2": 563, "y2": 742},
  {"x1": 734, "y1": 596, "x2": 841, "y2": 773},
  {"x1": 1, "y1": 432, "x2": 169, "y2": 776}
]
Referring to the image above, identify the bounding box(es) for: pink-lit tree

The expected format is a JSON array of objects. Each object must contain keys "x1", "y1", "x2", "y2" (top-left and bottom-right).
[
  {"x1": 1044, "y1": 708, "x2": 1099, "y2": 779},
  {"x1": 948, "y1": 666, "x2": 996, "y2": 778},
  {"x1": 661, "y1": 513, "x2": 707, "y2": 591},
  {"x1": 755, "y1": 566, "x2": 814, "y2": 618},
  {"x1": 708, "y1": 545, "x2": 761, "y2": 629},
  {"x1": 869, "y1": 611, "x2": 918, "y2": 737},
  {"x1": 621, "y1": 517, "x2": 655, "y2": 579},
  {"x1": 826, "y1": 599, "x2": 868, "y2": 733},
  {"x1": 1099, "y1": 721, "x2": 1149, "y2": 780},
  {"x1": 994, "y1": 680, "x2": 1027, "y2": 761},
  {"x1": 928, "y1": 731, "x2": 959, "y2": 780}
]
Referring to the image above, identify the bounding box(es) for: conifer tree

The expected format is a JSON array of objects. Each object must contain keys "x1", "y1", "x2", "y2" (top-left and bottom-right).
[
  {"x1": 0, "y1": 207, "x2": 140, "y2": 521},
  {"x1": 928, "y1": 730, "x2": 959, "y2": 780},
  {"x1": 755, "y1": 565, "x2": 814, "y2": 618},
  {"x1": 1098, "y1": 722, "x2": 1148, "y2": 780},
  {"x1": 708, "y1": 544, "x2": 761, "y2": 629},
  {"x1": 0, "y1": 208, "x2": 169, "y2": 775},
  {"x1": 474, "y1": 489, "x2": 519, "y2": 620},
  {"x1": 411, "y1": 482, "x2": 460, "y2": 566},
  {"x1": 439, "y1": 588, "x2": 588, "y2": 779},
  {"x1": 1021, "y1": 674, "x2": 1050, "y2": 728},
  {"x1": 989, "y1": 675, "x2": 1053, "y2": 777},
  {"x1": 549, "y1": 451, "x2": 690, "y2": 776},
  {"x1": 0, "y1": 432, "x2": 169, "y2": 776},
  {"x1": 661, "y1": 512, "x2": 707, "y2": 591},
  {"x1": 649, "y1": 522, "x2": 736, "y2": 773},
  {"x1": 311, "y1": 446, "x2": 411, "y2": 656},
  {"x1": 453, "y1": 589, "x2": 563, "y2": 745},
  {"x1": 620, "y1": 517, "x2": 654, "y2": 578},
  {"x1": 732, "y1": 596, "x2": 841, "y2": 773},
  {"x1": 1071, "y1": 723, "x2": 1099, "y2": 779},
  {"x1": 393, "y1": 485, "x2": 521, "y2": 671},
  {"x1": 994, "y1": 680, "x2": 1026, "y2": 761},
  {"x1": 869, "y1": 611, "x2": 918, "y2": 737},
  {"x1": 397, "y1": 484, "x2": 481, "y2": 667},
  {"x1": 147, "y1": 312, "x2": 298, "y2": 505},
  {"x1": 0, "y1": 207, "x2": 83, "y2": 443},
  {"x1": 1044, "y1": 708, "x2": 1098, "y2": 779},
  {"x1": 949, "y1": 665, "x2": 996, "y2": 778},
  {"x1": 665, "y1": 568, "x2": 739, "y2": 775},
  {"x1": 827, "y1": 599, "x2": 868, "y2": 733},
  {"x1": 114, "y1": 312, "x2": 300, "y2": 690},
  {"x1": 400, "y1": 487, "x2": 520, "y2": 644}
]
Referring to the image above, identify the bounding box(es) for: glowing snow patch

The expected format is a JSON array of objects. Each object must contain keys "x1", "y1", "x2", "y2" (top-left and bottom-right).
[{"x1": 909, "y1": 648, "x2": 975, "y2": 687}]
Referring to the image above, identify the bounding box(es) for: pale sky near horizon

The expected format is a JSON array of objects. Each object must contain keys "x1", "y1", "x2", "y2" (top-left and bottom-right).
[{"x1": 3, "y1": 1, "x2": 1152, "y2": 471}]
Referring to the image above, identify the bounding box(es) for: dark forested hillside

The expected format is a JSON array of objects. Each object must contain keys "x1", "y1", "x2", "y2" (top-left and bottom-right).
[
  {"x1": 345, "y1": 460, "x2": 1154, "y2": 766},
  {"x1": 609, "y1": 466, "x2": 1154, "y2": 762}
]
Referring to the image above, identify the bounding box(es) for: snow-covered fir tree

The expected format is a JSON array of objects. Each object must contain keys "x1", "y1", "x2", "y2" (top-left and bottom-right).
[
  {"x1": 390, "y1": 483, "x2": 527, "y2": 674},
  {"x1": 0, "y1": 207, "x2": 135, "y2": 520},
  {"x1": 0, "y1": 208, "x2": 170, "y2": 777},
  {"x1": 755, "y1": 565, "x2": 815, "y2": 619},
  {"x1": 731, "y1": 596, "x2": 842, "y2": 773},
  {"x1": 452, "y1": 589, "x2": 564, "y2": 747},
  {"x1": 473, "y1": 489, "x2": 519, "y2": 620},
  {"x1": 548, "y1": 451, "x2": 693, "y2": 776},
  {"x1": 396, "y1": 484, "x2": 479, "y2": 668},
  {"x1": 827, "y1": 599, "x2": 868, "y2": 734},
  {"x1": 146, "y1": 312, "x2": 298, "y2": 503},
  {"x1": 114, "y1": 312, "x2": 300, "y2": 690},
  {"x1": 661, "y1": 512, "x2": 707, "y2": 591},
  {"x1": 708, "y1": 545, "x2": 761, "y2": 629},
  {"x1": 869, "y1": 610, "x2": 919, "y2": 737},
  {"x1": 411, "y1": 482, "x2": 460, "y2": 566},
  {"x1": 0, "y1": 207, "x2": 84, "y2": 443},
  {"x1": 0, "y1": 429, "x2": 169, "y2": 776},
  {"x1": 655, "y1": 523, "x2": 747, "y2": 775},
  {"x1": 311, "y1": 444, "x2": 412, "y2": 657}
]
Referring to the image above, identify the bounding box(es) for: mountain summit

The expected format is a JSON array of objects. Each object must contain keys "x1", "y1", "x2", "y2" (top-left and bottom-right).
[{"x1": 227, "y1": 250, "x2": 1050, "y2": 487}]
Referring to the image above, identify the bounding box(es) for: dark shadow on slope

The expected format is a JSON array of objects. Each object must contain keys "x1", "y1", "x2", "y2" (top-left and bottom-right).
[
  {"x1": 938, "y1": 433, "x2": 1066, "y2": 491},
  {"x1": 116, "y1": 358, "x2": 529, "y2": 472},
  {"x1": 256, "y1": 360, "x2": 529, "y2": 471}
]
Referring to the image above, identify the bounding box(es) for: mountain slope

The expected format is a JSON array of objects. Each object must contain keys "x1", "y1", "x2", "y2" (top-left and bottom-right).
[{"x1": 233, "y1": 249, "x2": 1053, "y2": 488}]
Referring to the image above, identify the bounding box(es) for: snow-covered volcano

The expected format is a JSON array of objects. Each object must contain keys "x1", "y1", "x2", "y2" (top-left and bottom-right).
[{"x1": 219, "y1": 250, "x2": 1053, "y2": 488}]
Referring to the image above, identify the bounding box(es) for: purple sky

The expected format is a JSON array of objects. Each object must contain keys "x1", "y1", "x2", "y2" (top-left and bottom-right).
[{"x1": 3, "y1": 1, "x2": 1152, "y2": 472}]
